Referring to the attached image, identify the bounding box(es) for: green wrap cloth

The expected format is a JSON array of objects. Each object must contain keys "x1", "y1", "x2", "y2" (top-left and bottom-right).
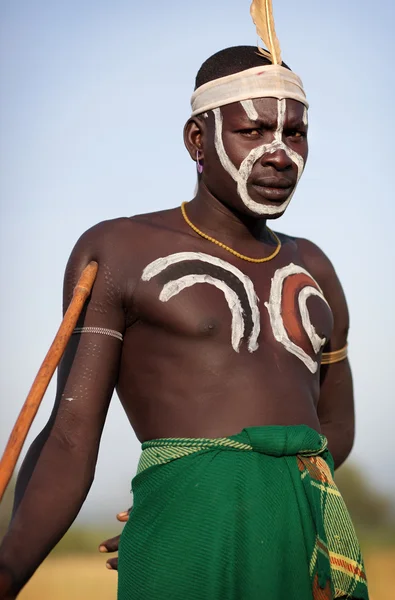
[{"x1": 118, "y1": 425, "x2": 368, "y2": 599}]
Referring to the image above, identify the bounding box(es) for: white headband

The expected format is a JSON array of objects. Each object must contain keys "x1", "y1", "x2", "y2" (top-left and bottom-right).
[{"x1": 191, "y1": 64, "x2": 308, "y2": 116}]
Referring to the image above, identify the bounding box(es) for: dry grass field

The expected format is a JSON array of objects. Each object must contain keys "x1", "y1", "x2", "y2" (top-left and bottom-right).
[
  {"x1": 19, "y1": 548, "x2": 395, "y2": 599},
  {"x1": 20, "y1": 555, "x2": 117, "y2": 600}
]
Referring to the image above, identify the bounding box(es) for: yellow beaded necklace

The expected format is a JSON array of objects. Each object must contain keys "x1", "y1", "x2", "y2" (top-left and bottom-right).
[{"x1": 181, "y1": 202, "x2": 281, "y2": 264}]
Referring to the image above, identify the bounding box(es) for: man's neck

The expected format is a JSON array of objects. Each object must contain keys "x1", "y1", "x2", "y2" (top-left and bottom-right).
[{"x1": 186, "y1": 183, "x2": 274, "y2": 245}]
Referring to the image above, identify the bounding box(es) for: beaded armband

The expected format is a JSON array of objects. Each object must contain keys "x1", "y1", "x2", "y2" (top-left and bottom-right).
[
  {"x1": 72, "y1": 327, "x2": 123, "y2": 342},
  {"x1": 321, "y1": 344, "x2": 348, "y2": 365}
]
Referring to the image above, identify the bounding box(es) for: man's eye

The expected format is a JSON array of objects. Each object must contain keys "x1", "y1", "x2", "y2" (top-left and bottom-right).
[
  {"x1": 288, "y1": 130, "x2": 305, "y2": 139},
  {"x1": 239, "y1": 129, "x2": 261, "y2": 137}
]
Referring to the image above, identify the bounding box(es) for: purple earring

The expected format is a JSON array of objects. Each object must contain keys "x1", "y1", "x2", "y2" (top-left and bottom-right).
[{"x1": 196, "y1": 150, "x2": 204, "y2": 174}]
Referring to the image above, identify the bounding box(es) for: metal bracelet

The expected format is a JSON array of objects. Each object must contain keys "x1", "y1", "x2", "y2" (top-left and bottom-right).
[{"x1": 72, "y1": 327, "x2": 123, "y2": 342}]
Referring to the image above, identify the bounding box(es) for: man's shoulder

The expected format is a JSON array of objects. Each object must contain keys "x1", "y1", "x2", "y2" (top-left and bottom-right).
[
  {"x1": 77, "y1": 208, "x2": 180, "y2": 247},
  {"x1": 130, "y1": 207, "x2": 183, "y2": 234},
  {"x1": 271, "y1": 231, "x2": 341, "y2": 296},
  {"x1": 290, "y1": 236, "x2": 347, "y2": 312},
  {"x1": 293, "y1": 238, "x2": 350, "y2": 337},
  {"x1": 79, "y1": 216, "x2": 133, "y2": 242},
  {"x1": 296, "y1": 237, "x2": 333, "y2": 267}
]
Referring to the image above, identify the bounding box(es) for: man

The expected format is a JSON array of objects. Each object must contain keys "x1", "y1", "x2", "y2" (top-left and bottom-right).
[{"x1": 0, "y1": 44, "x2": 368, "y2": 599}]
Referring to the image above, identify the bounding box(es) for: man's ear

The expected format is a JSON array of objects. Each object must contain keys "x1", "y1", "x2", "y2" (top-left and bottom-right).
[{"x1": 183, "y1": 117, "x2": 205, "y2": 162}]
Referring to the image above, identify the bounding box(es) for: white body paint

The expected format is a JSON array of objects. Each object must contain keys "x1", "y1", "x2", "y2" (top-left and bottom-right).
[
  {"x1": 240, "y1": 99, "x2": 258, "y2": 121},
  {"x1": 142, "y1": 252, "x2": 260, "y2": 353},
  {"x1": 264, "y1": 263, "x2": 329, "y2": 373},
  {"x1": 213, "y1": 99, "x2": 305, "y2": 216},
  {"x1": 303, "y1": 106, "x2": 308, "y2": 126},
  {"x1": 160, "y1": 275, "x2": 245, "y2": 352},
  {"x1": 298, "y1": 287, "x2": 327, "y2": 354}
]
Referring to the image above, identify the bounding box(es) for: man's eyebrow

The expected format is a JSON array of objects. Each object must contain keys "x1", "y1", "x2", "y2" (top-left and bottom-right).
[
  {"x1": 237, "y1": 114, "x2": 278, "y2": 127},
  {"x1": 285, "y1": 115, "x2": 307, "y2": 128}
]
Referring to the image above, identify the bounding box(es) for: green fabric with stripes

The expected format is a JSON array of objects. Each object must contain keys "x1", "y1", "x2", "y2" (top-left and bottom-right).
[{"x1": 117, "y1": 425, "x2": 368, "y2": 600}]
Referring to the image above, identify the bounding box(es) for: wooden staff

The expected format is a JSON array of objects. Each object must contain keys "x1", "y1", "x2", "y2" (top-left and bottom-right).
[{"x1": 0, "y1": 261, "x2": 99, "y2": 502}]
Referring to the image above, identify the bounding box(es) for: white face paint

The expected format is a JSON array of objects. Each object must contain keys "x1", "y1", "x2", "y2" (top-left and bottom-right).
[
  {"x1": 213, "y1": 99, "x2": 306, "y2": 215},
  {"x1": 240, "y1": 99, "x2": 258, "y2": 121},
  {"x1": 142, "y1": 252, "x2": 260, "y2": 353},
  {"x1": 213, "y1": 108, "x2": 239, "y2": 180},
  {"x1": 303, "y1": 106, "x2": 308, "y2": 126},
  {"x1": 264, "y1": 263, "x2": 329, "y2": 373}
]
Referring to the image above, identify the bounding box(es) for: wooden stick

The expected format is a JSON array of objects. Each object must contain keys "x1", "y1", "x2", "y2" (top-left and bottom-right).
[{"x1": 0, "y1": 261, "x2": 99, "y2": 502}]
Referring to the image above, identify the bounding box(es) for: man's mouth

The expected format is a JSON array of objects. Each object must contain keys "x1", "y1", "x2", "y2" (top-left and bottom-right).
[{"x1": 250, "y1": 178, "x2": 294, "y2": 203}]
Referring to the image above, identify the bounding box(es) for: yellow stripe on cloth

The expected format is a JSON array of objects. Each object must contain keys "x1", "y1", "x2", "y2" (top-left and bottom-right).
[{"x1": 137, "y1": 437, "x2": 253, "y2": 474}]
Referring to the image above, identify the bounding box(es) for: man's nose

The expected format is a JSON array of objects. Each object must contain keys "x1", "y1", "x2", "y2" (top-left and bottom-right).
[{"x1": 260, "y1": 148, "x2": 293, "y2": 171}]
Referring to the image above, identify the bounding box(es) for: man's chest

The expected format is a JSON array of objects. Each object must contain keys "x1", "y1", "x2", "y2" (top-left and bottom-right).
[{"x1": 132, "y1": 245, "x2": 333, "y2": 374}]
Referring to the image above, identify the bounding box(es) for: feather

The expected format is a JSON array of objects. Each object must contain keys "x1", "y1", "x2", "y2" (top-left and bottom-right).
[
  {"x1": 254, "y1": 47, "x2": 272, "y2": 61},
  {"x1": 250, "y1": 0, "x2": 282, "y2": 65}
]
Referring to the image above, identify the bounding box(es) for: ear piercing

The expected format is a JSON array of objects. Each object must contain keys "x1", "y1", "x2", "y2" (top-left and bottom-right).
[{"x1": 196, "y1": 150, "x2": 204, "y2": 174}]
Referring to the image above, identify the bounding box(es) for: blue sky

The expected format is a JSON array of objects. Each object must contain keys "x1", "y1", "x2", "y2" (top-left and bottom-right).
[{"x1": 0, "y1": 0, "x2": 394, "y2": 524}]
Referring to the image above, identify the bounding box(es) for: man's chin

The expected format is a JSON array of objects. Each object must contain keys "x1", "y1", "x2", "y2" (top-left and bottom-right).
[
  {"x1": 264, "y1": 209, "x2": 287, "y2": 220},
  {"x1": 243, "y1": 189, "x2": 293, "y2": 218},
  {"x1": 245, "y1": 206, "x2": 287, "y2": 220}
]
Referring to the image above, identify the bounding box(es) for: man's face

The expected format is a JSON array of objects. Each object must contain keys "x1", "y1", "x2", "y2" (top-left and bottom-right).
[{"x1": 201, "y1": 97, "x2": 308, "y2": 218}]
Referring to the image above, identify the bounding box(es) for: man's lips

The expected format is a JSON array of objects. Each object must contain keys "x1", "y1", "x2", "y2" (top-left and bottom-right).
[
  {"x1": 250, "y1": 178, "x2": 295, "y2": 202},
  {"x1": 252, "y1": 177, "x2": 294, "y2": 189}
]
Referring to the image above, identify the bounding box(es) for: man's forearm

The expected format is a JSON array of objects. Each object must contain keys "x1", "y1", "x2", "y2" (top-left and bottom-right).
[
  {"x1": 11, "y1": 426, "x2": 52, "y2": 517},
  {"x1": 320, "y1": 422, "x2": 354, "y2": 470},
  {"x1": 0, "y1": 432, "x2": 97, "y2": 595},
  {"x1": 318, "y1": 358, "x2": 355, "y2": 470}
]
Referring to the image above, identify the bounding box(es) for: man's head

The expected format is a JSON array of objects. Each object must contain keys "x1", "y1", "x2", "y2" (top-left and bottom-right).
[
  {"x1": 184, "y1": 46, "x2": 308, "y2": 219},
  {"x1": 194, "y1": 45, "x2": 289, "y2": 89}
]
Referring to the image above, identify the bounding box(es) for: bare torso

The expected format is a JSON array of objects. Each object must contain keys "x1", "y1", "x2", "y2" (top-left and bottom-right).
[{"x1": 97, "y1": 207, "x2": 334, "y2": 441}]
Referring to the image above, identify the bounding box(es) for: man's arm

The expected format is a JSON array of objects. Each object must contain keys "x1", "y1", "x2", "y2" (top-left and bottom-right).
[
  {"x1": 298, "y1": 238, "x2": 355, "y2": 469},
  {"x1": 0, "y1": 221, "x2": 127, "y2": 596}
]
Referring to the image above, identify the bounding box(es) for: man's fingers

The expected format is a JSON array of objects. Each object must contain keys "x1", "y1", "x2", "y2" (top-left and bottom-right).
[
  {"x1": 106, "y1": 557, "x2": 118, "y2": 571},
  {"x1": 116, "y1": 512, "x2": 128, "y2": 522},
  {"x1": 116, "y1": 507, "x2": 131, "y2": 522},
  {"x1": 98, "y1": 508, "x2": 130, "y2": 557},
  {"x1": 98, "y1": 535, "x2": 121, "y2": 553}
]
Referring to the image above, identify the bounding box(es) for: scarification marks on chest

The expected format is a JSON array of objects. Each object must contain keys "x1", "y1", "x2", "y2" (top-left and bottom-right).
[
  {"x1": 264, "y1": 263, "x2": 330, "y2": 373},
  {"x1": 141, "y1": 252, "x2": 260, "y2": 353}
]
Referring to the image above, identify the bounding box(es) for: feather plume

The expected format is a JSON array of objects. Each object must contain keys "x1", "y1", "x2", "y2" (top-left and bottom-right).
[{"x1": 250, "y1": 0, "x2": 282, "y2": 65}]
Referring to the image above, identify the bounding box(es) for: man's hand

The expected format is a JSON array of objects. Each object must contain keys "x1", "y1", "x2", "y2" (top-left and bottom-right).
[{"x1": 99, "y1": 509, "x2": 130, "y2": 571}]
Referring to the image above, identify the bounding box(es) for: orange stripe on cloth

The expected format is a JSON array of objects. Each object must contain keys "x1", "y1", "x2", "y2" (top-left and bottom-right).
[{"x1": 329, "y1": 553, "x2": 367, "y2": 582}]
